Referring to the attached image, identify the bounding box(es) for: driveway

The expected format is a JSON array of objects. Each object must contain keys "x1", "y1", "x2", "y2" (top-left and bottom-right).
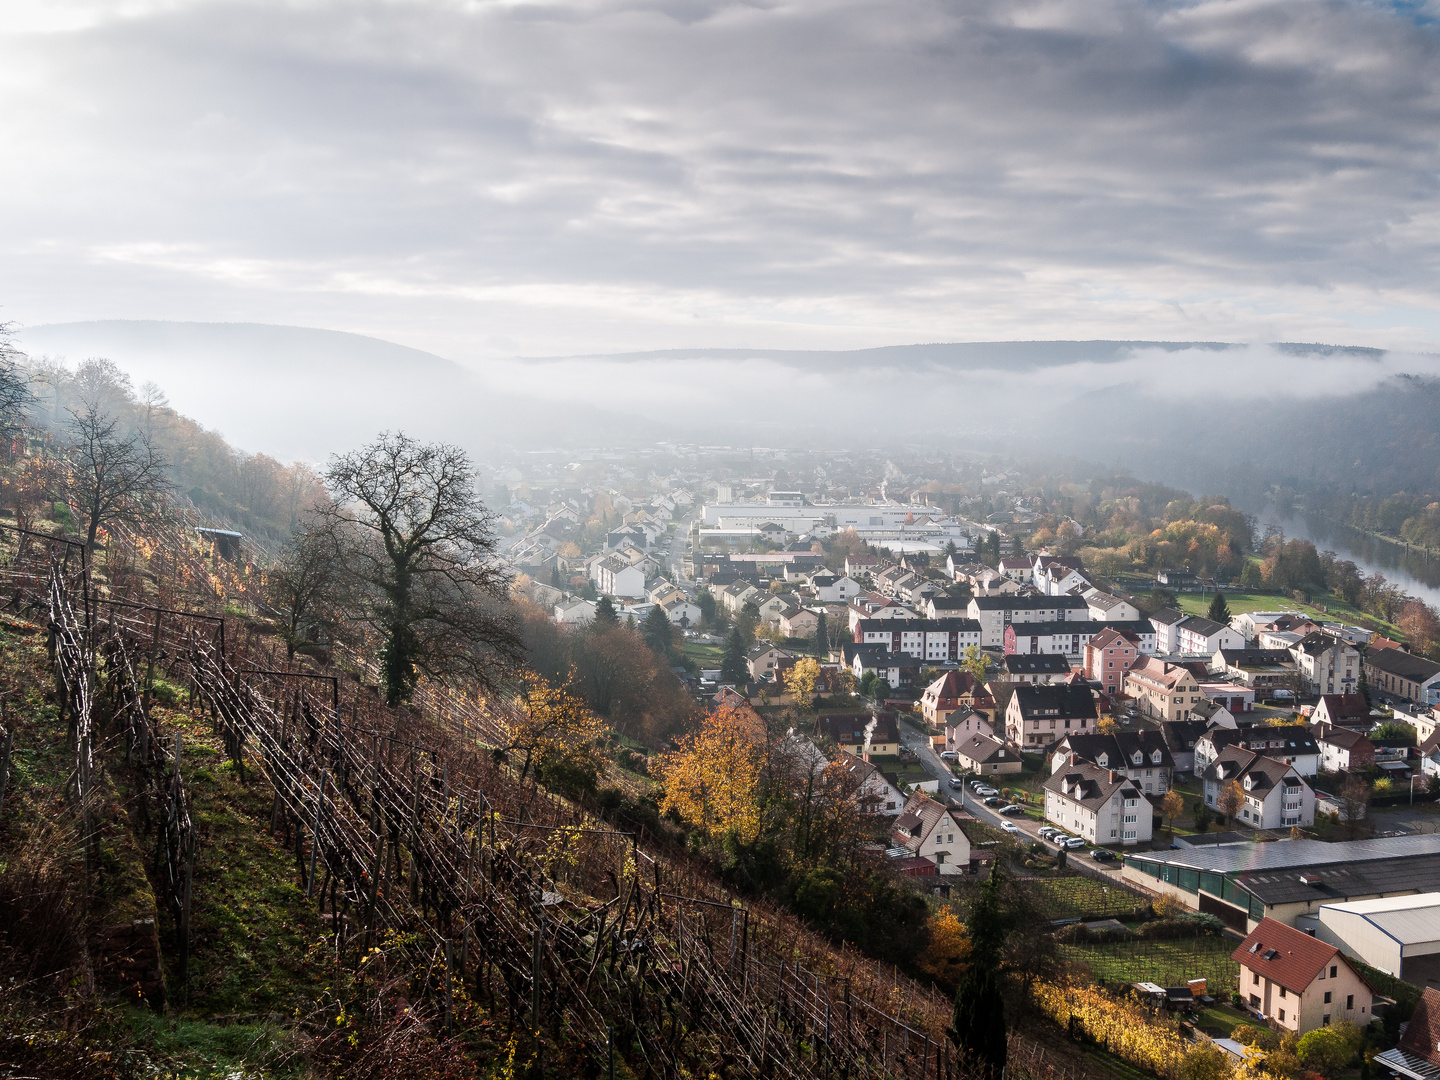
[{"x1": 898, "y1": 724, "x2": 1128, "y2": 884}]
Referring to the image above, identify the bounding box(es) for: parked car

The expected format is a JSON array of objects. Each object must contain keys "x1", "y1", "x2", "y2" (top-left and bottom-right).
[
  {"x1": 999, "y1": 804, "x2": 1024, "y2": 815},
  {"x1": 983, "y1": 796, "x2": 1003, "y2": 807},
  {"x1": 940, "y1": 751, "x2": 958, "y2": 761},
  {"x1": 1088, "y1": 849, "x2": 1117, "y2": 862},
  {"x1": 974, "y1": 786, "x2": 998, "y2": 797},
  {"x1": 949, "y1": 777, "x2": 966, "y2": 789},
  {"x1": 1001, "y1": 821, "x2": 1020, "y2": 834},
  {"x1": 1038, "y1": 827, "x2": 1059, "y2": 841},
  {"x1": 1060, "y1": 836, "x2": 1086, "y2": 850}
]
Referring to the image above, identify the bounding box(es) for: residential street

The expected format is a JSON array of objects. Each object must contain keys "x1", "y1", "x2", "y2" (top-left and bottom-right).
[{"x1": 898, "y1": 723, "x2": 1131, "y2": 887}]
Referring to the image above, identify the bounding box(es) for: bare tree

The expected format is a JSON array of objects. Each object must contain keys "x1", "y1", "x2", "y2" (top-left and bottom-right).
[
  {"x1": 266, "y1": 524, "x2": 342, "y2": 660},
  {"x1": 1339, "y1": 774, "x2": 1370, "y2": 840},
  {"x1": 0, "y1": 321, "x2": 31, "y2": 439},
  {"x1": 57, "y1": 403, "x2": 169, "y2": 550},
  {"x1": 319, "y1": 431, "x2": 522, "y2": 705}
]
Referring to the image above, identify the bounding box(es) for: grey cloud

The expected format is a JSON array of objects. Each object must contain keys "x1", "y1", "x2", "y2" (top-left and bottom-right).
[{"x1": 2, "y1": 0, "x2": 1440, "y2": 357}]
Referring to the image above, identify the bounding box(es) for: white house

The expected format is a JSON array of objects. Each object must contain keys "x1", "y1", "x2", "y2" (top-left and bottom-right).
[
  {"x1": 1202, "y1": 747, "x2": 1315, "y2": 829},
  {"x1": 1085, "y1": 590, "x2": 1142, "y2": 622},
  {"x1": 889, "y1": 792, "x2": 973, "y2": 874},
  {"x1": 660, "y1": 596, "x2": 703, "y2": 627},
  {"x1": 967, "y1": 594, "x2": 1090, "y2": 648},
  {"x1": 836, "y1": 752, "x2": 906, "y2": 816},
  {"x1": 1289, "y1": 632, "x2": 1362, "y2": 697},
  {"x1": 594, "y1": 555, "x2": 647, "y2": 599},
  {"x1": 1043, "y1": 762, "x2": 1152, "y2": 846},
  {"x1": 1195, "y1": 725, "x2": 1319, "y2": 778},
  {"x1": 811, "y1": 571, "x2": 861, "y2": 603},
  {"x1": 1175, "y1": 615, "x2": 1246, "y2": 656},
  {"x1": 554, "y1": 598, "x2": 597, "y2": 626},
  {"x1": 853, "y1": 618, "x2": 983, "y2": 664}
]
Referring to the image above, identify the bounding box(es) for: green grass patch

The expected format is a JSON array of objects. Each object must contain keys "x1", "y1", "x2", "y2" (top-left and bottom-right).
[
  {"x1": 1061, "y1": 936, "x2": 1239, "y2": 994},
  {"x1": 1197, "y1": 1004, "x2": 1270, "y2": 1037},
  {"x1": 123, "y1": 1010, "x2": 296, "y2": 1078}
]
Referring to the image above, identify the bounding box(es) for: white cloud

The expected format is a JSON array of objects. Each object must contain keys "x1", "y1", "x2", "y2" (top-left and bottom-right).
[{"x1": 2, "y1": 0, "x2": 1439, "y2": 359}]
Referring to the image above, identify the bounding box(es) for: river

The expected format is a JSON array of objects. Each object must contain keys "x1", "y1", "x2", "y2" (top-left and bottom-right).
[{"x1": 1261, "y1": 507, "x2": 1440, "y2": 608}]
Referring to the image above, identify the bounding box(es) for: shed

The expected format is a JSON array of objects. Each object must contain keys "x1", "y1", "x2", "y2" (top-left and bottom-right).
[{"x1": 196, "y1": 527, "x2": 243, "y2": 561}]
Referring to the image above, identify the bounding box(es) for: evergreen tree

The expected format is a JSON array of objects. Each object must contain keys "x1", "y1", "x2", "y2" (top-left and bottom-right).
[
  {"x1": 594, "y1": 595, "x2": 619, "y2": 628},
  {"x1": 812, "y1": 610, "x2": 828, "y2": 657},
  {"x1": 642, "y1": 605, "x2": 674, "y2": 657},
  {"x1": 950, "y1": 867, "x2": 1011, "y2": 1080},
  {"x1": 1357, "y1": 664, "x2": 1371, "y2": 705},
  {"x1": 950, "y1": 964, "x2": 1007, "y2": 1080},
  {"x1": 1207, "y1": 591, "x2": 1231, "y2": 624},
  {"x1": 721, "y1": 628, "x2": 748, "y2": 684},
  {"x1": 989, "y1": 532, "x2": 1001, "y2": 562},
  {"x1": 550, "y1": 563, "x2": 562, "y2": 587}
]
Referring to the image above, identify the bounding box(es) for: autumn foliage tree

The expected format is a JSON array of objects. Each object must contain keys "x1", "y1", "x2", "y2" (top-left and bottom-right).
[
  {"x1": 783, "y1": 657, "x2": 821, "y2": 713},
  {"x1": 504, "y1": 673, "x2": 608, "y2": 796},
  {"x1": 655, "y1": 702, "x2": 769, "y2": 843},
  {"x1": 1217, "y1": 780, "x2": 1245, "y2": 824}
]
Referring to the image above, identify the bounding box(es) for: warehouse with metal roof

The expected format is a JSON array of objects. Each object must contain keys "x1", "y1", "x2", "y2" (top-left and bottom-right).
[
  {"x1": 1312, "y1": 893, "x2": 1440, "y2": 990},
  {"x1": 1122, "y1": 834, "x2": 1440, "y2": 932}
]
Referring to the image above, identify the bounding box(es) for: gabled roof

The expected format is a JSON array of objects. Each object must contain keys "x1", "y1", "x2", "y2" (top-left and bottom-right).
[
  {"x1": 1087, "y1": 626, "x2": 1139, "y2": 651},
  {"x1": 816, "y1": 712, "x2": 900, "y2": 746},
  {"x1": 888, "y1": 791, "x2": 966, "y2": 853},
  {"x1": 1178, "y1": 615, "x2": 1228, "y2": 637},
  {"x1": 1214, "y1": 648, "x2": 1295, "y2": 668},
  {"x1": 1232, "y1": 918, "x2": 1367, "y2": 996},
  {"x1": 1294, "y1": 630, "x2": 1352, "y2": 656},
  {"x1": 1202, "y1": 746, "x2": 1303, "y2": 791},
  {"x1": 1149, "y1": 608, "x2": 1186, "y2": 627},
  {"x1": 1367, "y1": 647, "x2": 1440, "y2": 683},
  {"x1": 1057, "y1": 730, "x2": 1174, "y2": 771},
  {"x1": 1012, "y1": 683, "x2": 1098, "y2": 721},
  {"x1": 1202, "y1": 725, "x2": 1316, "y2": 756},
  {"x1": 970, "y1": 595, "x2": 1088, "y2": 611},
  {"x1": 1001, "y1": 653, "x2": 1072, "y2": 674},
  {"x1": 1398, "y1": 988, "x2": 1440, "y2": 1067},
  {"x1": 1042, "y1": 761, "x2": 1141, "y2": 810},
  {"x1": 1317, "y1": 693, "x2": 1370, "y2": 720},
  {"x1": 1311, "y1": 723, "x2": 1372, "y2": 751},
  {"x1": 955, "y1": 732, "x2": 1011, "y2": 766},
  {"x1": 1161, "y1": 718, "x2": 1217, "y2": 752}
]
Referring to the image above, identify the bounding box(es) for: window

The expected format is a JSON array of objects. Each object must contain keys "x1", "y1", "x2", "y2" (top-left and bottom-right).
[
  {"x1": 1279, "y1": 1009, "x2": 1285, "y2": 1023},
  {"x1": 1253, "y1": 973, "x2": 1260, "y2": 986},
  {"x1": 1346, "y1": 995, "x2": 1353, "y2": 1010},
  {"x1": 1322, "y1": 1015, "x2": 1330, "y2": 1026},
  {"x1": 1324, "y1": 992, "x2": 1331, "y2": 1004},
  {"x1": 1250, "y1": 994, "x2": 1260, "y2": 1008},
  {"x1": 1279, "y1": 987, "x2": 1286, "y2": 999},
  {"x1": 1331, "y1": 966, "x2": 1338, "y2": 979},
  {"x1": 935, "y1": 851, "x2": 946, "y2": 864}
]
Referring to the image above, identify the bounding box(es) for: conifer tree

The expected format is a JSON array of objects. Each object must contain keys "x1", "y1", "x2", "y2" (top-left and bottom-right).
[
  {"x1": 593, "y1": 594, "x2": 619, "y2": 628},
  {"x1": 721, "y1": 627, "x2": 748, "y2": 685},
  {"x1": 812, "y1": 610, "x2": 828, "y2": 657},
  {"x1": 642, "y1": 605, "x2": 674, "y2": 657},
  {"x1": 1207, "y1": 591, "x2": 1231, "y2": 624},
  {"x1": 950, "y1": 866, "x2": 1011, "y2": 1079}
]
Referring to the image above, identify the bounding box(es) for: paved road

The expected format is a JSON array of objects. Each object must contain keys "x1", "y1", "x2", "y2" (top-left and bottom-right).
[{"x1": 898, "y1": 724, "x2": 1128, "y2": 886}]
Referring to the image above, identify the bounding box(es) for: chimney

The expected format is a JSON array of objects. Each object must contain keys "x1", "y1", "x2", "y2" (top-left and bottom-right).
[{"x1": 1109, "y1": 770, "x2": 1119, "y2": 783}]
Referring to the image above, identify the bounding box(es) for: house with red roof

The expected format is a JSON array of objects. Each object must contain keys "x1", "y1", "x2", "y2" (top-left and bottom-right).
[
  {"x1": 1232, "y1": 917, "x2": 1374, "y2": 1034},
  {"x1": 1376, "y1": 987, "x2": 1440, "y2": 1080},
  {"x1": 887, "y1": 791, "x2": 973, "y2": 875}
]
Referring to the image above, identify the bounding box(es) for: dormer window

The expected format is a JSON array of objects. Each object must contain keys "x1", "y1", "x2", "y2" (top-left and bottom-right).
[
  {"x1": 1152, "y1": 750, "x2": 1162, "y2": 764},
  {"x1": 1097, "y1": 753, "x2": 1108, "y2": 767},
  {"x1": 1132, "y1": 752, "x2": 1143, "y2": 765},
  {"x1": 1244, "y1": 777, "x2": 1255, "y2": 790}
]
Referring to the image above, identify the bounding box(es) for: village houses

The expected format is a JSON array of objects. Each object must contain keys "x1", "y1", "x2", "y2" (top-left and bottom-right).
[{"x1": 1043, "y1": 762, "x2": 1152, "y2": 846}]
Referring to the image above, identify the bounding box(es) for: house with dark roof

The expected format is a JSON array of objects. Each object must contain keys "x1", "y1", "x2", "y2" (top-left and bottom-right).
[
  {"x1": 1052, "y1": 730, "x2": 1175, "y2": 795},
  {"x1": 998, "y1": 652, "x2": 1072, "y2": 684},
  {"x1": 1149, "y1": 608, "x2": 1187, "y2": 653},
  {"x1": 1365, "y1": 646, "x2": 1440, "y2": 706},
  {"x1": 1311, "y1": 693, "x2": 1373, "y2": 731},
  {"x1": 938, "y1": 709, "x2": 996, "y2": 754},
  {"x1": 1195, "y1": 725, "x2": 1320, "y2": 778},
  {"x1": 1376, "y1": 988, "x2": 1440, "y2": 1080},
  {"x1": 1004, "y1": 619, "x2": 1157, "y2": 659},
  {"x1": 834, "y1": 751, "x2": 905, "y2": 816},
  {"x1": 1202, "y1": 746, "x2": 1315, "y2": 829},
  {"x1": 1005, "y1": 683, "x2": 1098, "y2": 750},
  {"x1": 1162, "y1": 717, "x2": 1226, "y2": 774},
  {"x1": 1174, "y1": 614, "x2": 1244, "y2": 656},
  {"x1": 1124, "y1": 656, "x2": 1204, "y2": 722},
  {"x1": 1312, "y1": 723, "x2": 1376, "y2": 773},
  {"x1": 1233, "y1": 918, "x2": 1374, "y2": 1034},
  {"x1": 841, "y1": 642, "x2": 922, "y2": 690},
  {"x1": 953, "y1": 732, "x2": 1022, "y2": 776},
  {"x1": 1043, "y1": 762, "x2": 1151, "y2": 845},
  {"x1": 815, "y1": 712, "x2": 900, "y2": 757},
  {"x1": 888, "y1": 791, "x2": 972, "y2": 875}
]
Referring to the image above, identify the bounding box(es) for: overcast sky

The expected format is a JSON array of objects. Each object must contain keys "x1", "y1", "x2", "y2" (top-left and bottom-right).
[{"x1": 4, "y1": 0, "x2": 1440, "y2": 363}]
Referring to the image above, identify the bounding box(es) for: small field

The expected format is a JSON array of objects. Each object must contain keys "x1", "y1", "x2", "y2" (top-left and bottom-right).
[
  {"x1": 1030, "y1": 876, "x2": 1148, "y2": 920},
  {"x1": 1196, "y1": 1003, "x2": 1270, "y2": 1038},
  {"x1": 1175, "y1": 589, "x2": 1401, "y2": 637},
  {"x1": 1062, "y1": 935, "x2": 1240, "y2": 995}
]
